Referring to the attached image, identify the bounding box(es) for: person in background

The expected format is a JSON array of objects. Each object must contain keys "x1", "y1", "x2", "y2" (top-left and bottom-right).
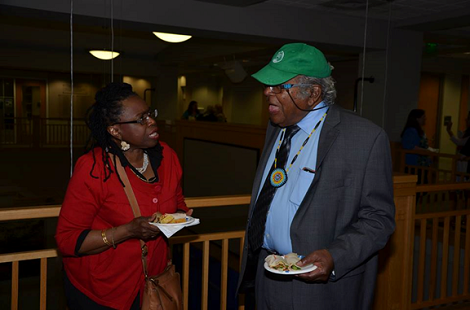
[
  {"x1": 446, "y1": 112, "x2": 470, "y2": 175},
  {"x1": 215, "y1": 104, "x2": 227, "y2": 122},
  {"x1": 181, "y1": 100, "x2": 201, "y2": 121},
  {"x1": 56, "y1": 82, "x2": 191, "y2": 310},
  {"x1": 237, "y1": 43, "x2": 395, "y2": 310},
  {"x1": 400, "y1": 109, "x2": 438, "y2": 183},
  {"x1": 200, "y1": 105, "x2": 218, "y2": 122}
]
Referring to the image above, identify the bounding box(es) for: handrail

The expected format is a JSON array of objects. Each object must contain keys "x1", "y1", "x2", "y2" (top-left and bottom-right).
[
  {"x1": 0, "y1": 232, "x2": 246, "y2": 310},
  {"x1": 398, "y1": 148, "x2": 460, "y2": 159},
  {"x1": 6, "y1": 178, "x2": 470, "y2": 309},
  {"x1": 417, "y1": 182, "x2": 470, "y2": 192},
  {"x1": 0, "y1": 195, "x2": 251, "y2": 310},
  {"x1": 0, "y1": 195, "x2": 252, "y2": 221}
]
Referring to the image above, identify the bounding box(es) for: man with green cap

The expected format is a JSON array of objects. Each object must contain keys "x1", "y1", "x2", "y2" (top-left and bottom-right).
[{"x1": 237, "y1": 43, "x2": 395, "y2": 309}]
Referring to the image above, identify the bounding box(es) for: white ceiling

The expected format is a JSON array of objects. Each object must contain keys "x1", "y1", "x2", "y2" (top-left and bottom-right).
[
  {"x1": 267, "y1": 0, "x2": 470, "y2": 21},
  {"x1": 266, "y1": 0, "x2": 470, "y2": 53},
  {"x1": 0, "y1": 0, "x2": 469, "y2": 75}
]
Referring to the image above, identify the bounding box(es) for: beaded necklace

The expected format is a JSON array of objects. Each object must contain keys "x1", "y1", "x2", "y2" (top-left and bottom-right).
[
  {"x1": 270, "y1": 109, "x2": 329, "y2": 188},
  {"x1": 135, "y1": 152, "x2": 149, "y2": 174},
  {"x1": 130, "y1": 168, "x2": 156, "y2": 183}
]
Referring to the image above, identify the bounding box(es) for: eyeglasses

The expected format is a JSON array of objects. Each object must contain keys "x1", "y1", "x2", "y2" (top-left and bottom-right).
[
  {"x1": 264, "y1": 83, "x2": 313, "y2": 94},
  {"x1": 113, "y1": 108, "x2": 158, "y2": 126}
]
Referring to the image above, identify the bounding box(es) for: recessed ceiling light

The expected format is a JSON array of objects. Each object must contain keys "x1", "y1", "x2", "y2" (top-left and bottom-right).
[{"x1": 153, "y1": 32, "x2": 192, "y2": 43}]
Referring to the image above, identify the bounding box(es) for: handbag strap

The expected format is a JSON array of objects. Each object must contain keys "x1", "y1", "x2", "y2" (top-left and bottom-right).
[{"x1": 110, "y1": 154, "x2": 150, "y2": 278}]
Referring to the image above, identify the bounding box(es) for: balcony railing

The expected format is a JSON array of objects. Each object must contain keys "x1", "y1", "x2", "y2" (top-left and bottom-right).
[
  {"x1": 0, "y1": 195, "x2": 250, "y2": 310},
  {"x1": 2, "y1": 176, "x2": 470, "y2": 309},
  {"x1": 0, "y1": 117, "x2": 89, "y2": 147}
]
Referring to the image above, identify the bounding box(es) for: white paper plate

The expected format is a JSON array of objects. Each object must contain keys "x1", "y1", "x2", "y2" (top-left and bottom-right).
[
  {"x1": 264, "y1": 262, "x2": 317, "y2": 275},
  {"x1": 149, "y1": 216, "x2": 195, "y2": 227}
]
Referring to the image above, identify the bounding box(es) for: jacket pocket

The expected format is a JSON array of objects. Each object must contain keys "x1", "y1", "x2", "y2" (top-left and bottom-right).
[{"x1": 289, "y1": 167, "x2": 315, "y2": 206}]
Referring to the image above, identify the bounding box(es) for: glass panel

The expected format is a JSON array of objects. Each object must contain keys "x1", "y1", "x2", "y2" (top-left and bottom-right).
[{"x1": 4, "y1": 78, "x2": 13, "y2": 97}]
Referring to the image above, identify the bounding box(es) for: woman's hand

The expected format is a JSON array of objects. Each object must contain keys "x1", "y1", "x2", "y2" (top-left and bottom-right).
[
  {"x1": 125, "y1": 215, "x2": 161, "y2": 241},
  {"x1": 446, "y1": 121, "x2": 454, "y2": 135}
]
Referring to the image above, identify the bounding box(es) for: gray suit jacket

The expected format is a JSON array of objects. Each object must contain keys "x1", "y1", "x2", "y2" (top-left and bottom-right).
[{"x1": 237, "y1": 105, "x2": 396, "y2": 309}]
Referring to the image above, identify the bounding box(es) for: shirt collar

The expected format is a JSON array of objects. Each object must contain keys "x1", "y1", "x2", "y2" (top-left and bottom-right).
[{"x1": 297, "y1": 101, "x2": 327, "y2": 134}]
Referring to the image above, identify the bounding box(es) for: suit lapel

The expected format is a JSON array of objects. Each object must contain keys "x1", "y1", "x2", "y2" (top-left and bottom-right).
[
  {"x1": 291, "y1": 106, "x2": 341, "y2": 228},
  {"x1": 315, "y1": 105, "x2": 341, "y2": 172},
  {"x1": 250, "y1": 124, "x2": 280, "y2": 209}
]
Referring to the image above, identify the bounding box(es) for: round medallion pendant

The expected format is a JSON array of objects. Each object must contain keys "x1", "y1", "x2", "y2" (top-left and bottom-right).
[{"x1": 270, "y1": 168, "x2": 288, "y2": 188}]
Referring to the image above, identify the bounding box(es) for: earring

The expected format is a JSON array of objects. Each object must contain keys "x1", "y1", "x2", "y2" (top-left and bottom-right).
[{"x1": 121, "y1": 141, "x2": 130, "y2": 151}]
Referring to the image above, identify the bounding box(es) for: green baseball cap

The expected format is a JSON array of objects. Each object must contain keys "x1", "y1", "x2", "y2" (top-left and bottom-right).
[{"x1": 252, "y1": 43, "x2": 331, "y2": 85}]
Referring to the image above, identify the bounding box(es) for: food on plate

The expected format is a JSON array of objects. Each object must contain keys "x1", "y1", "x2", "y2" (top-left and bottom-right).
[
  {"x1": 153, "y1": 212, "x2": 187, "y2": 224},
  {"x1": 265, "y1": 253, "x2": 302, "y2": 271}
]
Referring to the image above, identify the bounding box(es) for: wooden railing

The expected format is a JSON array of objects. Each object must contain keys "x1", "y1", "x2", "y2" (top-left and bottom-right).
[
  {"x1": 3, "y1": 178, "x2": 470, "y2": 310},
  {"x1": 412, "y1": 210, "x2": 470, "y2": 309},
  {"x1": 395, "y1": 148, "x2": 470, "y2": 185},
  {"x1": 0, "y1": 117, "x2": 89, "y2": 147},
  {"x1": 0, "y1": 195, "x2": 250, "y2": 310},
  {"x1": 408, "y1": 183, "x2": 470, "y2": 309}
]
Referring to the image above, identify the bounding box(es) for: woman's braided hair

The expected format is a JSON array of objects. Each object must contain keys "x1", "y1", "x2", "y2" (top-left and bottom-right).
[{"x1": 84, "y1": 82, "x2": 137, "y2": 181}]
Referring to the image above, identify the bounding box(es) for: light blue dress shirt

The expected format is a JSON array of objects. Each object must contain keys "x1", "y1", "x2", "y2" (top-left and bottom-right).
[{"x1": 259, "y1": 101, "x2": 328, "y2": 255}]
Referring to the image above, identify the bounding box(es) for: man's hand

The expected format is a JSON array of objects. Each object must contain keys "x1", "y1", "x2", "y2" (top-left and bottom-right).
[{"x1": 295, "y1": 249, "x2": 334, "y2": 282}]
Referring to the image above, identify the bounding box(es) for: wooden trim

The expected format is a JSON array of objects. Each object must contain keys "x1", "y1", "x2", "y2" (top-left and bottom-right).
[
  {"x1": 0, "y1": 195, "x2": 252, "y2": 221},
  {"x1": 415, "y1": 209, "x2": 470, "y2": 220},
  {"x1": 201, "y1": 240, "x2": 209, "y2": 310},
  {"x1": 429, "y1": 218, "x2": 438, "y2": 301},
  {"x1": 0, "y1": 249, "x2": 58, "y2": 263},
  {"x1": 182, "y1": 243, "x2": 190, "y2": 310},
  {"x1": 40, "y1": 258, "x2": 47, "y2": 310},
  {"x1": 464, "y1": 216, "x2": 470, "y2": 295},
  {"x1": 185, "y1": 195, "x2": 250, "y2": 208},
  {"x1": 11, "y1": 261, "x2": 18, "y2": 310},
  {"x1": 10, "y1": 181, "x2": 470, "y2": 310},
  {"x1": 411, "y1": 295, "x2": 470, "y2": 309},
  {"x1": 452, "y1": 215, "x2": 462, "y2": 296},
  {"x1": 170, "y1": 231, "x2": 245, "y2": 245},
  {"x1": 238, "y1": 237, "x2": 245, "y2": 310},
  {"x1": 0, "y1": 205, "x2": 61, "y2": 221},
  {"x1": 417, "y1": 183, "x2": 470, "y2": 193},
  {"x1": 417, "y1": 219, "x2": 426, "y2": 303},
  {"x1": 441, "y1": 217, "x2": 450, "y2": 299},
  {"x1": 220, "y1": 239, "x2": 229, "y2": 310},
  {"x1": 374, "y1": 176, "x2": 416, "y2": 310}
]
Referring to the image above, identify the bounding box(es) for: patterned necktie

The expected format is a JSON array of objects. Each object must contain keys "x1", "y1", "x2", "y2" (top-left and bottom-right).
[{"x1": 248, "y1": 125, "x2": 300, "y2": 252}]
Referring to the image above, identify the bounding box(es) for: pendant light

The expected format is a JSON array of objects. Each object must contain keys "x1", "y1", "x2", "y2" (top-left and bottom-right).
[
  {"x1": 89, "y1": 50, "x2": 120, "y2": 60},
  {"x1": 153, "y1": 32, "x2": 192, "y2": 43}
]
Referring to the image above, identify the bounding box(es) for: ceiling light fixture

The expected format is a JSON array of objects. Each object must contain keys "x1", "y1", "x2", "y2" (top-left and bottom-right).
[
  {"x1": 153, "y1": 32, "x2": 192, "y2": 43},
  {"x1": 89, "y1": 50, "x2": 120, "y2": 60}
]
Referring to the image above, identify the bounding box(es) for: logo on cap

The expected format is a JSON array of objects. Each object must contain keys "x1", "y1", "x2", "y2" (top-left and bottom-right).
[{"x1": 272, "y1": 51, "x2": 284, "y2": 64}]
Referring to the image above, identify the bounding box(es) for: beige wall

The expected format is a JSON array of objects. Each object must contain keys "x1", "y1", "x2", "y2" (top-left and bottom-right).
[
  {"x1": 47, "y1": 78, "x2": 98, "y2": 119},
  {"x1": 439, "y1": 75, "x2": 463, "y2": 171},
  {"x1": 181, "y1": 72, "x2": 265, "y2": 125},
  {"x1": 123, "y1": 76, "x2": 153, "y2": 106}
]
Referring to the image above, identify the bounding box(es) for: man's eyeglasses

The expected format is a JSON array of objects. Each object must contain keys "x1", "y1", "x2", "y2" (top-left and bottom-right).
[
  {"x1": 264, "y1": 83, "x2": 313, "y2": 94},
  {"x1": 113, "y1": 108, "x2": 158, "y2": 126}
]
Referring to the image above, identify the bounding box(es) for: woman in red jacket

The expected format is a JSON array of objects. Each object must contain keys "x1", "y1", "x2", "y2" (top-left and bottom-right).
[{"x1": 56, "y1": 82, "x2": 191, "y2": 309}]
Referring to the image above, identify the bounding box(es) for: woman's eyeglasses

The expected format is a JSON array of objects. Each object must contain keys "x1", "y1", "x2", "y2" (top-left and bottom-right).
[
  {"x1": 113, "y1": 109, "x2": 158, "y2": 126},
  {"x1": 263, "y1": 83, "x2": 313, "y2": 94}
]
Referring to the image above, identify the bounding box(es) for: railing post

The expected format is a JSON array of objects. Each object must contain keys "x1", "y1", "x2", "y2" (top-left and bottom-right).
[
  {"x1": 32, "y1": 116, "x2": 40, "y2": 148},
  {"x1": 374, "y1": 174, "x2": 417, "y2": 310}
]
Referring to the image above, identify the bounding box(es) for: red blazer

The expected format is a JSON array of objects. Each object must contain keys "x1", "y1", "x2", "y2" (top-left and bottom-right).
[{"x1": 56, "y1": 143, "x2": 187, "y2": 309}]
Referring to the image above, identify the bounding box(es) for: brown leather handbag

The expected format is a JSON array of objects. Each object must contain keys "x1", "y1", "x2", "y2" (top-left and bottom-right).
[
  {"x1": 113, "y1": 156, "x2": 183, "y2": 310},
  {"x1": 142, "y1": 264, "x2": 182, "y2": 310}
]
